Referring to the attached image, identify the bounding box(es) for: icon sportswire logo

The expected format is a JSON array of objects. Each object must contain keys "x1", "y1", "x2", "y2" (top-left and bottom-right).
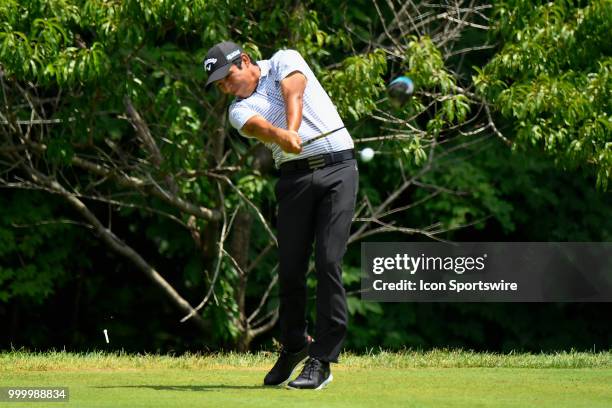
[{"x1": 204, "y1": 58, "x2": 217, "y2": 71}]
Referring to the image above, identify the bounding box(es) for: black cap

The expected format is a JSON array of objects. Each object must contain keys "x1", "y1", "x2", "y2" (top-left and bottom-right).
[{"x1": 203, "y1": 41, "x2": 244, "y2": 86}]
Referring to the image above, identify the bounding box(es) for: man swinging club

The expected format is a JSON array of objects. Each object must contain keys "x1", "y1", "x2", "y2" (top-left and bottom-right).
[{"x1": 204, "y1": 41, "x2": 358, "y2": 390}]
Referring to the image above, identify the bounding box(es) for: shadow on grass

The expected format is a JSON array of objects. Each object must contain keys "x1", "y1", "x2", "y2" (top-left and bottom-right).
[{"x1": 95, "y1": 385, "x2": 273, "y2": 391}]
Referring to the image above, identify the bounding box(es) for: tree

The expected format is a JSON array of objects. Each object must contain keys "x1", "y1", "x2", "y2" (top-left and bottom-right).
[{"x1": 475, "y1": 0, "x2": 612, "y2": 189}]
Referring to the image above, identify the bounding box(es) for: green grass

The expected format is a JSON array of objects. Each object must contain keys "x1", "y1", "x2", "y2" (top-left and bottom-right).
[{"x1": 1, "y1": 350, "x2": 611, "y2": 407}]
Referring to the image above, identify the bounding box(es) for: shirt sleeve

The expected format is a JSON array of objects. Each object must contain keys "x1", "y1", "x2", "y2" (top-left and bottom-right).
[
  {"x1": 228, "y1": 103, "x2": 257, "y2": 138},
  {"x1": 271, "y1": 49, "x2": 311, "y2": 82}
]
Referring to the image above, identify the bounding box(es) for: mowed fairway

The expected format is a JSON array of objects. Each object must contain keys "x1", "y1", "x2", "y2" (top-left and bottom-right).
[{"x1": 1, "y1": 351, "x2": 611, "y2": 407}]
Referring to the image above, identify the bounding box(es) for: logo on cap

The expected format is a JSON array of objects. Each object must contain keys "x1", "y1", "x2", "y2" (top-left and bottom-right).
[
  {"x1": 226, "y1": 50, "x2": 240, "y2": 60},
  {"x1": 204, "y1": 58, "x2": 217, "y2": 71}
]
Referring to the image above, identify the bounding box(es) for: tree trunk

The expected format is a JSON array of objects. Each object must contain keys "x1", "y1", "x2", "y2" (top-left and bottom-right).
[
  {"x1": 229, "y1": 144, "x2": 275, "y2": 351},
  {"x1": 228, "y1": 208, "x2": 254, "y2": 352}
]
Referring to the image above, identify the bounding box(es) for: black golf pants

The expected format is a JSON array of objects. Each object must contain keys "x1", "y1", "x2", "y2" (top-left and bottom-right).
[{"x1": 276, "y1": 158, "x2": 358, "y2": 363}]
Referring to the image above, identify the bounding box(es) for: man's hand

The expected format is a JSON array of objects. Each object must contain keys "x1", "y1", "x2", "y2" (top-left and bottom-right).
[{"x1": 280, "y1": 130, "x2": 302, "y2": 154}]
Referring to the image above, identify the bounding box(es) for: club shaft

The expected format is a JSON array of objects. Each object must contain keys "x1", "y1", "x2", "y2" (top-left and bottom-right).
[{"x1": 300, "y1": 126, "x2": 345, "y2": 147}]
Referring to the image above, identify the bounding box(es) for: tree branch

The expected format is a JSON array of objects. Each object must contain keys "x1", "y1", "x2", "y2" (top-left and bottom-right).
[{"x1": 20, "y1": 164, "x2": 210, "y2": 332}]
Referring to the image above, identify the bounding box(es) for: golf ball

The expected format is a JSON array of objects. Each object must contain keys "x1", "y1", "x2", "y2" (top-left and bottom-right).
[{"x1": 360, "y1": 147, "x2": 375, "y2": 162}]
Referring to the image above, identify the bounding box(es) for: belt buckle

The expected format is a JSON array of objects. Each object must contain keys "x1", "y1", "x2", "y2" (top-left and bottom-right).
[{"x1": 307, "y1": 154, "x2": 326, "y2": 169}]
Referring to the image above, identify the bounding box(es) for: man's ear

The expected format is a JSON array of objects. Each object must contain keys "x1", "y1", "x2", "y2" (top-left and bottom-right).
[{"x1": 241, "y1": 53, "x2": 250, "y2": 67}]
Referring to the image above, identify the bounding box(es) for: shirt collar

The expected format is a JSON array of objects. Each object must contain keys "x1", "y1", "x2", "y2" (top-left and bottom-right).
[{"x1": 258, "y1": 60, "x2": 271, "y2": 79}]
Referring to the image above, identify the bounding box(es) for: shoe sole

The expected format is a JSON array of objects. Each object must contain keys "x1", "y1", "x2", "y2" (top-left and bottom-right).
[
  {"x1": 263, "y1": 356, "x2": 309, "y2": 387},
  {"x1": 315, "y1": 373, "x2": 333, "y2": 390},
  {"x1": 286, "y1": 373, "x2": 333, "y2": 390}
]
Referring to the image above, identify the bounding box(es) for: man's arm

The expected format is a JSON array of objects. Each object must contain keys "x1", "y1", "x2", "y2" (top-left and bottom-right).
[
  {"x1": 242, "y1": 115, "x2": 302, "y2": 154},
  {"x1": 280, "y1": 71, "x2": 307, "y2": 133}
]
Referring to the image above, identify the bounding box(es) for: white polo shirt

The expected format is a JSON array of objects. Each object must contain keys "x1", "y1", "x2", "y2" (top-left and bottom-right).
[{"x1": 228, "y1": 49, "x2": 354, "y2": 168}]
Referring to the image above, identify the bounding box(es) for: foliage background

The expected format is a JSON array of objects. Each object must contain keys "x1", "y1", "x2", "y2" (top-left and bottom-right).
[{"x1": 1, "y1": 0, "x2": 610, "y2": 353}]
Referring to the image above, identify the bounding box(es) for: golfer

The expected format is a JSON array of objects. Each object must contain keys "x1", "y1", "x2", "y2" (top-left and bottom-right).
[{"x1": 204, "y1": 41, "x2": 358, "y2": 390}]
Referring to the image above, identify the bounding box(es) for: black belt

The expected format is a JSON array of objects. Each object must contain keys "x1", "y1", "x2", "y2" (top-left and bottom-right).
[{"x1": 280, "y1": 149, "x2": 355, "y2": 174}]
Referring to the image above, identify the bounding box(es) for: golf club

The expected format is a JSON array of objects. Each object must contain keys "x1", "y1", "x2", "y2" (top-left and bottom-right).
[
  {"x1": 387, "y1": 76, "x2": 414, "y2": 106},
  {"x1": 283, "y1": 126, "x2": 346, "y2": 159}
]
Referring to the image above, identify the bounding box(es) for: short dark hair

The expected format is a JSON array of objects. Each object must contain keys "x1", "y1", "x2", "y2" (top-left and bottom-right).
[{"x1": 232, "y1": 53, "x2": 258, "y2": 70}]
